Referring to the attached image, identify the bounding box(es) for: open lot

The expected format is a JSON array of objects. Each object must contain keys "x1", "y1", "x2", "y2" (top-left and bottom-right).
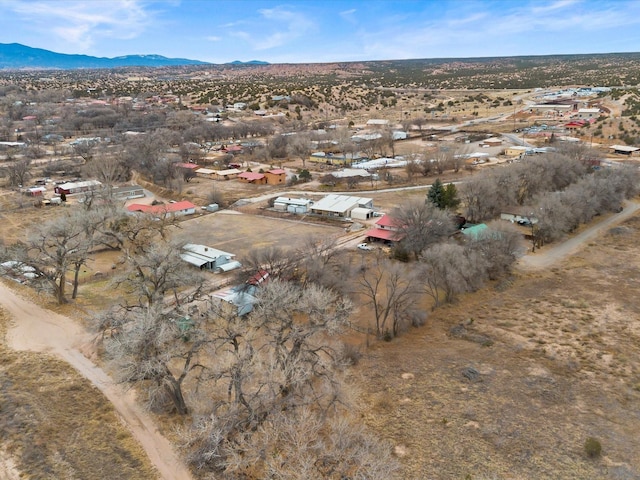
[
  {"x1": 354, "y1": 212, "x2": 640, "y2": 479},
  {"x1": 171, "y1": 210, "x2": 344, "y2": 258}
]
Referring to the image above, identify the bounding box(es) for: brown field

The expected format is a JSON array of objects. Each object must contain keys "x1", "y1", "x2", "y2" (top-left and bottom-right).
[
  {"x1": 352, "y1": 214, "x2": 640, "y2": 479},
  {"x1": 0, "y1": 306, "x2": 157, "y2": 479},
  {"x1": 171, "y1": 209, "x2": 344, "y2": 255}
]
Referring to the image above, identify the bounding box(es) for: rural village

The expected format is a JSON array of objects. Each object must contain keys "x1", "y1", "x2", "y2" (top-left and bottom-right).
[{"x1": 1, "y1": 56, "x2": 640, "y2": 479}]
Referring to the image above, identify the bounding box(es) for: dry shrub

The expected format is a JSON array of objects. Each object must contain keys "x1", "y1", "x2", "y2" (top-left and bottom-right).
[{"x1": 584, "y1": 436, "x2": 602, "y2": 458}]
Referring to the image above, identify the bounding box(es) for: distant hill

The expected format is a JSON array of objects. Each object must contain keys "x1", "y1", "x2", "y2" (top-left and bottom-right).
[
  {"x1": 0, "y1": 43, "x2": 209, "y2": 69},
  {"x1": 227, "y1": 60, "x2": 270, "y2": 66}
]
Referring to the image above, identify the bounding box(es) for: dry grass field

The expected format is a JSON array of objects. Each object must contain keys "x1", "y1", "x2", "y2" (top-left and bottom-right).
[
  {"x1": 0, "y1": 306, "x2": 157, "y2": 479},
  {"x1": 351, "y1": 214, "x2": 640, "y2": 479}
]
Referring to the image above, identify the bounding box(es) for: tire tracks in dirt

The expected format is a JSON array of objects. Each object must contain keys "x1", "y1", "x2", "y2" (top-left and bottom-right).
[
  {"x1": 0, "y1": 283, "x2": 193, "y2": 480},
  {"x1": 517, "y1": 200, "x2": 640, "y2": 270}
]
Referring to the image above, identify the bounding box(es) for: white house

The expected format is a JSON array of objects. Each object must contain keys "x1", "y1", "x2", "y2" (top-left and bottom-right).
[{"x1": 180, "y1": 244, "x2": 241, "y2": 272}]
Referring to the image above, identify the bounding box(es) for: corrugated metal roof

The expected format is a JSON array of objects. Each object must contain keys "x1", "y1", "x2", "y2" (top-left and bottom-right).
[
  {"x1": 180, "y1": 251, "x2": 210, "y2": 267},
  {"x1": 183, "y1": 243, "x2": 234, "y2": 260},
  {"x1": 312, "y1": 194, "x2": 373, "y2": 214}
]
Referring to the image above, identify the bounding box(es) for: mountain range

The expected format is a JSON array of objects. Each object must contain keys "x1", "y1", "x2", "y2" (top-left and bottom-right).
[{"x1": 0, "y1": 43, "x2": 268, "y2": 69}]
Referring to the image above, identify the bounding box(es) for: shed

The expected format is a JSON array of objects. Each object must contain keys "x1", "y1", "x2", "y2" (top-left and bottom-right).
[
  {"x1": 609, "y1": 145, "x2": 640, "y2": 156},
  {"x1": 180, "y1": 243, "x2": 240, "y2": 272},
  {"x1": 273, "y1": 197, "x2": 313, "y2": 214},
  {"x1": 351, "y1": 207, "x2": 373, "y2": 220}
]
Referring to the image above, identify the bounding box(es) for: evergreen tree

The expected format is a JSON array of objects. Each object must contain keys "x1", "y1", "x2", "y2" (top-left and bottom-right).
[
  {"x1": 427, "y1": 178, "x2": 445, "y2": 209},
  {"x1": 443, "y1": 182, "x2": 460, "y2": 210}
]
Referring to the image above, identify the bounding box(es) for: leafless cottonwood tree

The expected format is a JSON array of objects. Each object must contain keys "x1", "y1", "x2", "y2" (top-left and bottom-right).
[
  {"x1": 26, "y1": 211, "x2": 96, "y2": 303},
  {"x1": 82, "y1": 145, "x2": 130, "y2": 187},
  {"x1": 355, "y1": 255, "x2": 420, "y2": 338},
  {"x1": 286, "y1": 132, "x2": 312, "y2": 167},
  {"x1": 391, "y1": 199, "x2": 457, "y2": 260},
  {"x1": 468, "y1": 221, "x2": 523, "y2": 279},
  {"x1": 295, "y1": 234, "x2": 355, "y2": 291},
  {"x1": 181, "y1": 280, "x2": 375, "y2": 478},
  {"x1": 420, "y1": 242, "x2": 488, "y2": 307},
  {"x1": 105, "y1": 304, "x2": 210, "y2": 415},
  {"x1": 3, "y1": 158, "x2": 31, "y2": 186},
  {"x1": 113, "y1": 240, "x2": 204, "y2": 308}
]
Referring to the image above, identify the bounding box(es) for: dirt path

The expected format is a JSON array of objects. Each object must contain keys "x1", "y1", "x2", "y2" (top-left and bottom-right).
[
  {"x1": 0, "y1": 283, "x2": 193, "y2": 480},
  {"x1": 518, "y1": 199, "x2": 640, "y2": 270}
]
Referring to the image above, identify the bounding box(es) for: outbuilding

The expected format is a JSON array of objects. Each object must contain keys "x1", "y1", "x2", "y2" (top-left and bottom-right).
[
  {"x1": 273, "y1": 197, "x2": 313, "y2": 214},
  {"x1": 609, "y1": 145, "x2": 640, "y2": 156},
  {"x1": 180, "y1": 243, "x2": 241, "y2": 273},
  {"x1": 310, "y1": 194, "x2": 373, "y2": 218},
  {"x1": 54, "y1": 180, "x2": 102, "y2": 196}
]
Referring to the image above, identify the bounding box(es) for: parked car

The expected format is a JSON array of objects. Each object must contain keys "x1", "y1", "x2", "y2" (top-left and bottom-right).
[{"x1": 357, "y1": 243, "x2": 373, "y2": 251}]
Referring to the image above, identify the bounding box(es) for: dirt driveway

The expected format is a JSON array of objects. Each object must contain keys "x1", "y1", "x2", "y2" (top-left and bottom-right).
[
  {"x1": 518, "y1": 200, "x2": 640, "y2": 270},
  {"x1": 0, "y1": 283, "x2": 193, "y2": 480}
]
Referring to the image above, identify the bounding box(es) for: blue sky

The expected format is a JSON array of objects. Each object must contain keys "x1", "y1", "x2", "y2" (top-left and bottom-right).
[{"x1": 1, "y1": 0, "x2": 640, "y2": 63}]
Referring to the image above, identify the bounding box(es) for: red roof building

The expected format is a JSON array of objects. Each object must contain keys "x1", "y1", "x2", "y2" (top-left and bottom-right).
[
  {"x1": 238, "y1": 172, "x2": 267, "y2": 184},
  {"x1": 175, "y1": 162, "x2": 200, "y2": 170},
  {"x1": 127, "y1": 200, "x2": 197, "y2": 217},
  {"x1": 222, "y1": 145, "x2": 243, "y2": 154},
  {"x1": 364, "y1": 214, "x2": 403, "y2": 243}
]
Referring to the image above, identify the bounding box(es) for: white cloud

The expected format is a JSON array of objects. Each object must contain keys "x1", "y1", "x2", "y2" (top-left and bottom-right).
[
  {"x1": 227, "y1": 6, "x2": 315, "y2": 51},
  {"x1": 206, "y1": 35, "x2": 221, "y2": 42},
  {"x1": 1, "y1": 0, "x2": 155, "y2": 51}
]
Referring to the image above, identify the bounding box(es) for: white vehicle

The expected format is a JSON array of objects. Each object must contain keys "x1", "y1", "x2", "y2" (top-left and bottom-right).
[{"x1": 357, "y1": 243, "x2": 373, "y2": 251}]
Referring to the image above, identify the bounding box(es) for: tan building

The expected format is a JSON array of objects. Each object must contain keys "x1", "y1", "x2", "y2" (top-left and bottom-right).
[
  {"x1": 504, "y1": 146, "x2": 529, "y2": 157},
  {"x1": 265, "y1": 169, "x2": 286, "y2": 185}
]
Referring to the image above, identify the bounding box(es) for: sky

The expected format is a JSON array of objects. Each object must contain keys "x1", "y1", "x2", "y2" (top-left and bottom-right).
[{"x1": 1, "y1": 0, "x2": 640, "y2": 64}]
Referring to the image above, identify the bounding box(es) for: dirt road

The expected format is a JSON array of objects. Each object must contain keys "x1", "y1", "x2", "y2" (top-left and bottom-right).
[
  {"x1": 518, "y1": 200, "x2": 640, "y2": 270},
  {"x1": 0, "y1": 283, "x2": 193, "y2": 480}
]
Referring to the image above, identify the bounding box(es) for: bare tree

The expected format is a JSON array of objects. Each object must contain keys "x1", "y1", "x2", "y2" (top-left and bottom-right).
[
  {"x1": 105, "y1": 304, "x2": 209, "y2": 415},
  {"x1": 355, "y1": 256, "x2": 420, "y2": 338},
  {"x1": 113, "y1": 239, "x2": 204, "y2": 308},
  {"x1": 82, "y1": 146, "x2": 129, "y2": 187},
  {"x1": 391, "y1": 199, "x2": 457, "y2": 259},
  {"x1": 3, "y1": 158, "x2": 31, "y2": 186},
  {"x1": 182, "y1": 280, "x2": 356, "y2": 476},
  {"x1": 27, "y1": 211, "x2": 94, "y2": 304},
  {"x1": 287, "y1": 133, "x2": 312, "y2": 167},
  {"x1": 467, "y1": 221, "x2": 523, "y2": 279},
  {"x1": 420, "y1": 242, "x2": 487, "y2": 307}
]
